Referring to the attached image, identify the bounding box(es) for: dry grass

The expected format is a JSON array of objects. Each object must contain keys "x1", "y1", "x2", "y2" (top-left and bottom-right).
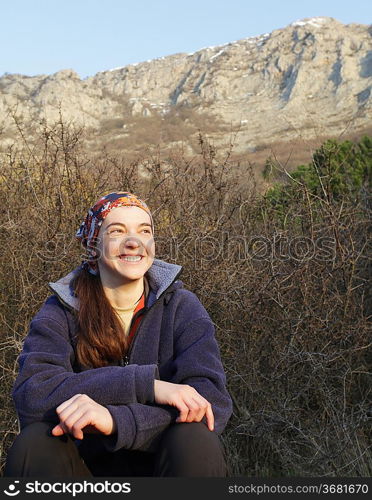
[{"x1": 0, "y1": 114, "x2": 370, "y2": 476}]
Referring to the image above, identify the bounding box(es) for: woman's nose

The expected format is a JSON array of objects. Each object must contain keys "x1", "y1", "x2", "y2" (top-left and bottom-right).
[
  {"x1": 125, "y1": 238, "x2": 139, "y2": 246},
  {"x1": 122, "y1": 237, "x2": 144, "y2": 251}
]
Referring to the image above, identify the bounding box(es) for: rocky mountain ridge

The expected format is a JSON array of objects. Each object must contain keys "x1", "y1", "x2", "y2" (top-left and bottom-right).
[{"x1": 0, "y1": 17, "x2": 371, "y2": 163}]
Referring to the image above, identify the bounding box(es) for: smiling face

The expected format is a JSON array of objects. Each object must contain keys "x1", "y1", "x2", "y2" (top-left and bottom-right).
[{"x1": 95, "y1": 205, "x2": 155, "y2": 285}]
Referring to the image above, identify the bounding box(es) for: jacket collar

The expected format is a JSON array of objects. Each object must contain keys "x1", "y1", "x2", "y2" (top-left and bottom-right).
[{"x1": 48, "y1": 258, "x2": 183, "y2": 312}]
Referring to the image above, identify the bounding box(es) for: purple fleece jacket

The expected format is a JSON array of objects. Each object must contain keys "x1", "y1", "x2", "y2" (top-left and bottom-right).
[{"x1": 12, "y1": 258, "x2": 233, "y2": 454}]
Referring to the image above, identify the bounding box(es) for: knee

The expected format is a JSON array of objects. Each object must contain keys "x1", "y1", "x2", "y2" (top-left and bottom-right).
[
  {"x1": 10, "y1": 422, "x2": 62, "y2": 453},
  {"x1": 5, "y1": 421, "x2": 78, "y2": 469},
  {"x1": 155, "y1": 422, "x2": 227, "y2": 477},
  {"x1": 4, "y1": 421, "x2": 87, "y2": 478},
  {"x1": 9, "y1": 422, "x2": 52, "y2": 452},
  {"x1": 162, "y1": 421, "x2": 221, "y2": 450}
]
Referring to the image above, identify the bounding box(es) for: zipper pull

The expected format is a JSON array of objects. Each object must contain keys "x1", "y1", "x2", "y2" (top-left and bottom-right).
[{"x1": 120, "y1": 354, "x2": 129, "y2": 366}]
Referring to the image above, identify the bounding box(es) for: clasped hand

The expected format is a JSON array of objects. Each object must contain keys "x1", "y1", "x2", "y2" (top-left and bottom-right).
[
  {"x1": 52, "y1": 380, "x2": 214, "y2": 440},
  {"x1": 154, "y1": 380, "x2": 214, "y2": 431},
  {"x1": 51, "y1": 393, "x2": 115, "y2": 440}
]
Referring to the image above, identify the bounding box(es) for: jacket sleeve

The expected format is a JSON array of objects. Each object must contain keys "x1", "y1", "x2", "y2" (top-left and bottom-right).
[
  {"x1": 96, "y1": 300, "x2": 233, "y2": 452},
  {"x1": 170, "y1": 315, "x2": 233, "y2": 435},
  {"x1": 12, "y1": 309, "x2": 159, "y2": 429},
  {"x1": 97, "y1": 402, "x2": 179, "y2": 453}
]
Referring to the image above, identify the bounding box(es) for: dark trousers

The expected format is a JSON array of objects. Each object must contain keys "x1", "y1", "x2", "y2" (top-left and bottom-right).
[{"x1": 4, "y1": 421, "x2": 227, "y2": 477}]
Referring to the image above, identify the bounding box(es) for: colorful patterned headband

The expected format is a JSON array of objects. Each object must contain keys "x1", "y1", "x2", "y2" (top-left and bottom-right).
[{"x1": 76, "y1": 191, "x2": 154, "y2": 276}]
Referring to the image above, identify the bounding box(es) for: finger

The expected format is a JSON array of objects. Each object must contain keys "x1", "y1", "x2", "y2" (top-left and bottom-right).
[
  {"x1": 56, "y1": 393, "x2": 84, "y2": 414},
  {"x1": 175, "y1": 401, "x2": 190, "y2": 423},
  {"x1": 54, "y1": 395, "x2": 84, "y2": 436},
  {"x1": 184, "y1": 398, "x2": 201, "y2": 423},
  {"x1": 69, "y1": 413, "x2": 96, "y2": 440},
  {"x1": 205, "y1": 403, "x2": 215, "y2": 431},
  {"x1": 183, "y1": 388, "x2": 214, "y2": 430},
  {"x1": 57, "y1": 401, "x2": 81, "y2": 423},
  {"x1": 194, "y1": 400, "x2": 209, "y2": 422},
  {"x1": 185, "y1": 393, "x2": 208, "y2": 420},
  {"x1": 57, "y1": 398, "x2": 93, "y2": 425},
  {"x1": 192, "y1": 393, "x2": 214, "y2": 429},
  {"x1": 55, "y1": 421, "x2": 71, "y2": 436},
  {"x1": 62, "y1": 408, "x2": 86, "y2": 439},
  {"x1": 51, "y1": 423, "x2": 65, "y2": 436},
  {"x1": 56, "y1": 398, "x2": 95, "y2": 436}
]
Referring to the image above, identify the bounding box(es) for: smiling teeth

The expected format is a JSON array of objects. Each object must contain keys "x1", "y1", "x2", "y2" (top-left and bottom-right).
[{"x1": 121, "y1": 256, "x2": 142, "y2": 262}]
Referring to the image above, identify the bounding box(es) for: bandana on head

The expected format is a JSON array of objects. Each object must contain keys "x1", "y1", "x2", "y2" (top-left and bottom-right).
[{"x1": 76, "y1": 191, "x2": 154, "y2": 276}]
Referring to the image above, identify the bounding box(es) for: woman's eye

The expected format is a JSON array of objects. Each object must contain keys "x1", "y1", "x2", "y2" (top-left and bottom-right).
[{"x1": 109, "y1": 228, "x2": 151, "y2": 234}]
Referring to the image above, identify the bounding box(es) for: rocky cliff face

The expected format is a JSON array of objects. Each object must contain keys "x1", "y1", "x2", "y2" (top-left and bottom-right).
[{"x1": 0, "y1": 17, "x2": 371, "y2": 159}]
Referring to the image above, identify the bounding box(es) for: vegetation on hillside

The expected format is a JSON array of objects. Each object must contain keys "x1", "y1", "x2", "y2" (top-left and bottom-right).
[
  {"x1": 0, "y1": 118, "x2": 370, "y2": 477},
  {"x1": 264, "y1": 136, "x2": 371, "y2": 204}
]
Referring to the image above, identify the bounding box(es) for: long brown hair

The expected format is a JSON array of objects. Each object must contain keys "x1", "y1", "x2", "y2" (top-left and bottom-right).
[{"x1": 70, "y1": 265, "x2": 131, "y2": 368}]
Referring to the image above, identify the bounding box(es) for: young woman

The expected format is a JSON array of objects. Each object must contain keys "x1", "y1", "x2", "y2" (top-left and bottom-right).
[{"x1": 4, "y1": 191, "x2": 233, "y2": 477}]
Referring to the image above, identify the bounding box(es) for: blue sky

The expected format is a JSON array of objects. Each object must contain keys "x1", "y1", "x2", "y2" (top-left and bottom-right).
[{"x1": 1, "y1": 0, "x2": 371, "y2": 79}]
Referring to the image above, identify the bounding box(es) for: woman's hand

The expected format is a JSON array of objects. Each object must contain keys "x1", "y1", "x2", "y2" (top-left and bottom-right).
[
  {"x1": 51, "y1": 394, "x2": 117, "y2": 440},
  {"x1": 154, "y1": 380, "x2": 214, "y2": 431}
]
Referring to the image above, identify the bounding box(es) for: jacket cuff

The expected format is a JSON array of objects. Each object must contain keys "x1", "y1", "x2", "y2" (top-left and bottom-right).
[
  {"x1": 135, "y1": 364, "x2": 159, "y2": 404},
  {"x1": 101, "y1": 405, "x2": 136, "y2": 452}
]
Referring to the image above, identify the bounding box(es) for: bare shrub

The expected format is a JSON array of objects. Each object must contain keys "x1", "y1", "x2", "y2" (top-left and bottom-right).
[{"x1": 0, "y1": 114, "x2": 370, "y2": 477}]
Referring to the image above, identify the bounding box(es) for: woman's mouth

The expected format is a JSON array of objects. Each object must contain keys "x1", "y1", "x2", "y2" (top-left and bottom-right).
[{"x1": 119, "y1": 255, "x2": 144, "y2": 263}]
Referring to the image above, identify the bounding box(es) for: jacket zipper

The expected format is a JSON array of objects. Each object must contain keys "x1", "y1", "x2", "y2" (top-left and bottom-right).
[{"x1": 120, "y1": 270, "x2": 183, "y2": 366}]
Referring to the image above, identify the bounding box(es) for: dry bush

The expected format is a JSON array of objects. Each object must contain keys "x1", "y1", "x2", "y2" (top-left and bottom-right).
[
  {"x1": 221, "y1": 190, "x2": 371, "y2": 476},
  {"x1": 0, "y1": 114, "x2": 370, "y2": 477}
]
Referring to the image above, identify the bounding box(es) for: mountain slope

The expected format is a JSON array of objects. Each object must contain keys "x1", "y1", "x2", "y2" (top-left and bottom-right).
[{"x1": 0, "y1": 17, "x2": 371, "y2": 163}]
